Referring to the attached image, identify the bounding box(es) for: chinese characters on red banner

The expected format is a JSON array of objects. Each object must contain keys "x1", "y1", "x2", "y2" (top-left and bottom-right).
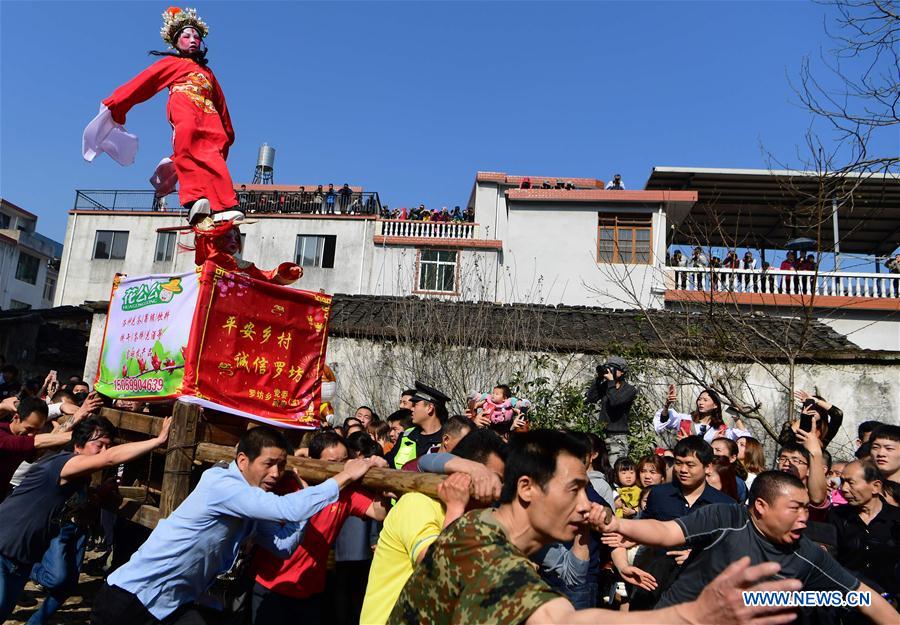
[{"x1": 182, "y1": 263, "x2": 331, "y2": 428}]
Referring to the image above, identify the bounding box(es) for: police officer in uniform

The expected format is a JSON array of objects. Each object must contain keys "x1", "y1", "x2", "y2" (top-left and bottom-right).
[{"x1": 386, "y1": 381, "x2": 449, "y2": 470}]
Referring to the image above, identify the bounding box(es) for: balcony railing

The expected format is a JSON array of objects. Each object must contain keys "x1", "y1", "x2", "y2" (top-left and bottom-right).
[
  {"x1": 74, "y1": 189, "x2": 382, "y2": 216},
  {"x1": 668, "y1": 267, "x2": 900, "y2": 299},
  {"x1": 377, "y1": 219, "x2": 478, "y2": 239}
]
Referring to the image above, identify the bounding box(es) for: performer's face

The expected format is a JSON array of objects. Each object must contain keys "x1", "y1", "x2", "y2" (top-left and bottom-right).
[
  {"x1": 176, "y1": 27, "x2": 202, "y2": 53},
  {"x1": 221, "y1": 227, "x2": 242, "y2": 255}
]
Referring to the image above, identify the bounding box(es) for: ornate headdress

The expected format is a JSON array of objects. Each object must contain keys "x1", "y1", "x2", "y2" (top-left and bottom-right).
[{"x1": 160, "y1": 7, "x2": 209, "y2": 47}]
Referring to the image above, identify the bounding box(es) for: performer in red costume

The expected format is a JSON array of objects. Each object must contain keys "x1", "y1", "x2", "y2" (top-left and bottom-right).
[
  {"x1": 190, "y1": 221, "x2": 303, "y2": 285},
  {"x1": 83, "y1": 7, "x2": 241, "y2": 225}
]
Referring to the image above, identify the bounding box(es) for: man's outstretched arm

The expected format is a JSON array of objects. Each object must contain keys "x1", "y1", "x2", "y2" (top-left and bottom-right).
[{"x1": 527, "y1": 558, "x2": 802, "y2": 625}]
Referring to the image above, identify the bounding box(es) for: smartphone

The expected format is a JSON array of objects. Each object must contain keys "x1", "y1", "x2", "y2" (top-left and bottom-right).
[
  {"x1": 49, "y1": 370, "x2": 58, "y2": 380},
  {"x1": 799, "y1": 412, "x2": 813, "y2": 432}
]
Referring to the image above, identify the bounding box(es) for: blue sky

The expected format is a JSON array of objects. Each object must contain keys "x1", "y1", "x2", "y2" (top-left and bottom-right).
[{"x1": 1, "y1": 1, "x2": 892, "y2": 249}]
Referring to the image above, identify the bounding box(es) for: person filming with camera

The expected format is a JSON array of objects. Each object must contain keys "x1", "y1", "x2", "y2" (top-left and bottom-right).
[{"x1": 585, "y1": 356, "x2": 638, "y2": 463}]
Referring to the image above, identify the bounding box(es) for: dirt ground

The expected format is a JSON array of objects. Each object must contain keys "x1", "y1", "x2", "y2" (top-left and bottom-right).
[{"x1": 6, "y1": 549, "x2": 107, "y2": 625}]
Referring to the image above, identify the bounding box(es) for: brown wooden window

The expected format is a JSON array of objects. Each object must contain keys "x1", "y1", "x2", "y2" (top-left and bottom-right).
[{"x1": 597, "y1": 214, "x2": 652, "y2": 264}]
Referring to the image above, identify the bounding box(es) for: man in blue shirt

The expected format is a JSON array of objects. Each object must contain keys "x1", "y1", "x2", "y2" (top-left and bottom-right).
[
  {"x1": 92, "y1": 426, "x2": 385, "y2": 625},
  {"x1": 629, "y1": 436, "x2": 733, "y2": 609}
]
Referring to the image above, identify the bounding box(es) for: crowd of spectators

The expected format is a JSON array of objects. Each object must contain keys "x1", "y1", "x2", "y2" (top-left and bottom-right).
[
  {"x1": 0, "y1": 354, "x2": 898, "y2": 625},
  {"x1": 379, "y1": 204, "x2": 474, "y2": 223},
  {"x1": 664, "y1": 247, "x2": 856, "y2": 294},
  {"x1": 236, "y1": 184, "x2": 379, "y2": 216},
  {"x1": 232, "y1": 185, "x2": 482, "y2": 226}
]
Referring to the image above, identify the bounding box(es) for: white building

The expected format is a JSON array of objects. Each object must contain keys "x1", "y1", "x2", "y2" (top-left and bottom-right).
[
  {"x1": 55, "y1": 169, "x2": 899, "y2": 350},
  {"x1": 55, "y1": 177, "x2": 695, "y2": 308},
  {"x1": 0, "y1": 198, "x2": 62, "y2": 310}
]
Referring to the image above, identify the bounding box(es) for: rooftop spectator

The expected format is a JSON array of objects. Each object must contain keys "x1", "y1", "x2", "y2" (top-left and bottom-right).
[
  {"x1": 313, "y1": 185, "x2": 325, "y2": 212},
  {"x1": 741, "y1": 251, "x2": 757, "y2": 270},
  {"x1": 780, "y1": 251, "x2": 797, "y2": 271},
  {"x1": 520, "y1": 177, "x2": 531, "y2": 189},
  {"x1": 325, "y1": 184, "x2": 336, "y2": 214},
  {"x1": 338, "y1": 183, "x2": 353, "y2": 213},
  {"x1": 797, "y1": 253, "x2": 816, "y2": 271},
  {"x1": 689, "y1": 247, "x2": 708, "y2": 268},
  {"x1": 723, "y1": 250, "x2": 740, "y2": 269},
  {"x1": 605, "y1": 174, "x2": 625, "y2": 190}
]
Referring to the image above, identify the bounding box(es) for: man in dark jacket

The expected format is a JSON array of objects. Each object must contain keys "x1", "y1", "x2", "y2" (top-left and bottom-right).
[{"x1": 586, "y1": 356, "x2": 638, "y2": 462}]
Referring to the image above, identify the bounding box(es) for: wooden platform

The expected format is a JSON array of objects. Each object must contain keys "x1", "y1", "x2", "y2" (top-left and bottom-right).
[{"x1": 104, "y1": 402, "x2": 444, "y2": 528}]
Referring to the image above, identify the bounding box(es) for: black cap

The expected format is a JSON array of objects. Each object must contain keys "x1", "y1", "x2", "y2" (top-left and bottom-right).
[{"x1": 410, "y1": 380, "x2": 450, "y2": 405}]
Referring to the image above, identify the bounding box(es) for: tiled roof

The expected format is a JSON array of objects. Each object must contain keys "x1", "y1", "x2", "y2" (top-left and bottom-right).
[{"x1": 328, "y1": 295, "x2": 870, "y2": 359}]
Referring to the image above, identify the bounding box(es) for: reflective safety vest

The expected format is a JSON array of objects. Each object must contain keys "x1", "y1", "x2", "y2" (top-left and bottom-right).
[{"x1": 392, "y1": 428, "x2": 419, "y2": 470}]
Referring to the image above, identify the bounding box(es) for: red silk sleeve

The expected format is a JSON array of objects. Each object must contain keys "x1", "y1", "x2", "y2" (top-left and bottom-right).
[
  {"x1": 102, "y1": 57, "x2": 187, "y2": 125},
  {"x1": 210, "y1": 72, "x2": 235, "y2": 157}
]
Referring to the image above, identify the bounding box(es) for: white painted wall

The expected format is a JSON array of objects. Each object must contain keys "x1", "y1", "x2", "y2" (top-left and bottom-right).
[
  {"x1": 500, "y1": 201, "x2": 666, "y2": 308},
  {"x1": 819, "y1": 316, "x2": 900, "y2": 352},
  {"x1": 1, "y1": 241, "x2": 56, "y2": 310}
]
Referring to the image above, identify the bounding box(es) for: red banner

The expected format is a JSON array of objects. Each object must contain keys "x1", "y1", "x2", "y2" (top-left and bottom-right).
[{"x1": 181, "y1": 262, "x2": 330, "y2": 429}]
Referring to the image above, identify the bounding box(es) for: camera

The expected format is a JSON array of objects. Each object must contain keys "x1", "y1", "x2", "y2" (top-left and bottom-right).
[{"x1": 596, "y1": 364, "x2": 620, "y2": 379}]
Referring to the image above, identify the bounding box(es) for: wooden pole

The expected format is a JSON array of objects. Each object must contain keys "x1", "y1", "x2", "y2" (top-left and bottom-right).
[
  {"x1": 159, "y1": 401, "x2": 201, "y2": 517},
  {"x1": 195, "y1": 442, "x2": 445, "y2": 499}
]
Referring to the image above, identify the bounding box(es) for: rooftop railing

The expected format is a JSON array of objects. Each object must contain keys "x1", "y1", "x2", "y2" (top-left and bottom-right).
[
  {"x1": 73, "y1": 189, "x2": 382, "y2": 216},
  {"x1": 667, "y1": 267, "x2": 899, "y2": 299},
  {"x1": 74, "y1": 190, "x2": 184, "y2": 213}
]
